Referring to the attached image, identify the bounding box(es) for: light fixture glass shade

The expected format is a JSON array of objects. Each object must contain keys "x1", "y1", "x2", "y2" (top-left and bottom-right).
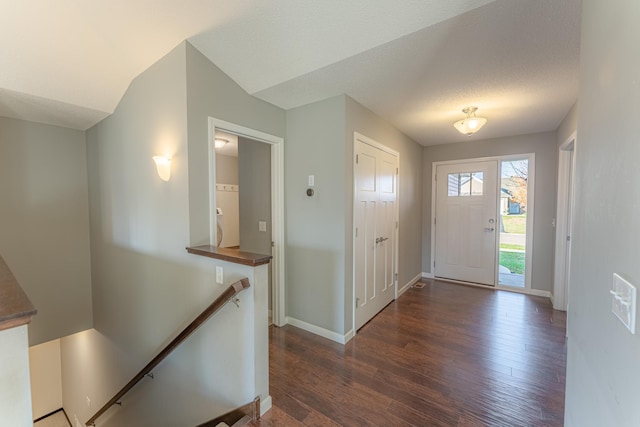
[
  {"x1": 453, "y1": 107, "x2": 487, "y2": 136},
  {"x1": 152, "y1": 156, "x2": 171, "y2": 181},
  {"x1": 214, "y1": 138, "x2": 228, "y2": 149}
]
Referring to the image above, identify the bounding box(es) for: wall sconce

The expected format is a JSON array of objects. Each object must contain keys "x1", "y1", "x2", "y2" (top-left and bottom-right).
[{"x1": 152, "y1": 156, "x2": 171, "y2": 181}]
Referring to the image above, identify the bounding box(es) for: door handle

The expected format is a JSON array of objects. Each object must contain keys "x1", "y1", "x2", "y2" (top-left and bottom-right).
[
  {"x1": 484, "y1": 227, "x2": 495, "y2": 232},
  {"x1": 375, "y1": 237, "x2": 389, "y2": 244}
]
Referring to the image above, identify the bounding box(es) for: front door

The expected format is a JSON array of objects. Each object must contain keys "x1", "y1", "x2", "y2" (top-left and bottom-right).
[
  {"x1": 435, "y1": 161, "x2": 498, "y2": 285},
  {"x1": 354, "y1": 136, "x2": 398, "y2": 330}
]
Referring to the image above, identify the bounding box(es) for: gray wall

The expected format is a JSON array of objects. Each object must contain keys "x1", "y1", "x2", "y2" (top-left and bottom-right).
[
  {"x1": 421, "y1": 132, "x2": 558, "y2": 292},
  {"x1": 345, "y1": 96, "x2": 423, "y2": 327},
  {"x1": 565, "y1": 1, "x2": 640, "y2": 425},
  {"x1": 284, "y1": 95, "x2": 423, "y2": 336},
  {"x1": 62, "y1": 42, "x2": 267, "y2": 426},
  {"x1": 238, "y1": 136, "x2": 271, "y2": 255},
  {"x1": 185, "y1": 42, "x2": 285, "y2": 246},
  {"x1": 557, "y1": 102, "x2": 578, "y2": 149},
  {"x1": 0, "y1": 116, "x2": 92, "y2": 345},
  {"x1": 285, "y1": 95, "x2": 347, "y2": 334},
  {"x1": 215, "y1": 154, "x2": 238, "y2": 184}
]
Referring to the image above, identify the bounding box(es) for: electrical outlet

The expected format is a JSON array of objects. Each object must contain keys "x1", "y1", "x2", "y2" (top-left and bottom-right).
[{"x1": 216, "y1": 266, "x2": 223, "y2": 284}]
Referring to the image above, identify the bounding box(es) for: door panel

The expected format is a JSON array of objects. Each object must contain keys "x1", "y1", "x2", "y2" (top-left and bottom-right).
[
  {"x1": 355, "y1": 139, "x2": 398, "y2": 330},
  {"x1": 435, "y1": 161, "x2": 498, "y2": 285}
]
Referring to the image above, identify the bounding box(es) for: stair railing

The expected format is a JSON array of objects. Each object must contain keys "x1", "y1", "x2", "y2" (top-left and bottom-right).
[{"x1": 86, "y1": 278, "x2": 251, "y2": 426}]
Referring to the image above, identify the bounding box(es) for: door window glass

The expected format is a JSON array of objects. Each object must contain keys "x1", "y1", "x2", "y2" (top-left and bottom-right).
[{"x1": 447, "y1": 172, "x2": 484, "y2": 196}]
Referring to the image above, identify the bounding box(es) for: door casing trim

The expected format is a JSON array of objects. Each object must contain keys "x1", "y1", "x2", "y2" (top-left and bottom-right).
[
  {"x1": 208, "y1": 117, "x2": 286, "y2": 327},
  {"x1": 552, "y1": 131, "x2": 577, "y2": 311}
]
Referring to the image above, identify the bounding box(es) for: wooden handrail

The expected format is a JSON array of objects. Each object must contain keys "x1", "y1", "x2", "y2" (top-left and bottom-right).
[{"x1": 86, "y1": 278, "x2": 251, "y2": 426}]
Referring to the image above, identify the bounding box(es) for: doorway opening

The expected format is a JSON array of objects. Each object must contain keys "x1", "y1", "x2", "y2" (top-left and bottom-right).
[
  {"x1": 553, "y1": 132, "x2": 576, "y2": 311},
  {"x1": 208, "y1": 118, "x2": 285, "y2": 327}
]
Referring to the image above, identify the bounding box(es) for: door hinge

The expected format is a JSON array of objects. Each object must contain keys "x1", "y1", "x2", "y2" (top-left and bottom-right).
[
  {"x1": 356, "y1": 154, "x2": 359, "y2": 164},
  {"x1": 396, "y1": 167, "x2": 399, "y2": 175},
  {"x1": 355, "y1": 227, "x2": 358, "y2": 238},
  {"x1": 394, "y1": 273, "x2": 398, "y2": 282},
  {"x1": 567, "y1": 235, "x2": 571, "y2": 242},
  {"x1": 271, "y1": 241, "x2": 275, "y2": 247}
]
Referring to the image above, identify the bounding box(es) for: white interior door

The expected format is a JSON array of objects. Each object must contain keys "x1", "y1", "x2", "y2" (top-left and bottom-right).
[
  {"x1": 354, "y1": 137, "x2": 398, "y2": 330},
  {"x1": 435, "y1": 161, "x2": 498, "y2": 285}
]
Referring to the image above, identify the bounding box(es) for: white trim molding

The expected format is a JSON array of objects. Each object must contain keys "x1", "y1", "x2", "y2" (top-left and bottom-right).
[
  {"x1": 529, "y1": 289, "x2": 552, "y2": 299},
  {"x1": 422, "y1": 271, "x2": 434, "y2": 279},
  {"x1": 260, "y1": 396, "x2": 272, "y2": 416},
  {"x1": 286, "y1": 317, "x2": 354, "y2": 345},
  {"x1": 552, "y1": 131, "x2": 577, "y2": 311}
]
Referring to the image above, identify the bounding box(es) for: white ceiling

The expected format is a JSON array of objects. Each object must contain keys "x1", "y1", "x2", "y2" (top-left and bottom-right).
[{"x1": 0, "y1": 0, "x2": 580, "y2": 146}]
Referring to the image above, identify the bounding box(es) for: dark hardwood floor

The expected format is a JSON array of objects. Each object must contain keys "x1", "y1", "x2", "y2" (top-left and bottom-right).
[{"x1": 258, "y1": 280, "x2": 567, "y2": 426}]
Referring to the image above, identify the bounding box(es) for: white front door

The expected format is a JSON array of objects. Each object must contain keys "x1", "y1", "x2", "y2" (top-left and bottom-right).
[
  {"x1": 354, "y1": 136, "x2": 398, "y2": 330},
  {"x1": 435, "y1": 161, "x2": 498, "y2": 285}
]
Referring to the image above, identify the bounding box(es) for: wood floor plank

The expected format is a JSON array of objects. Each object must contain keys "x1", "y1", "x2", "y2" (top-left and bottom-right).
[{"x1": 261, "y1": 280, "x2": 567, "y2": 426}]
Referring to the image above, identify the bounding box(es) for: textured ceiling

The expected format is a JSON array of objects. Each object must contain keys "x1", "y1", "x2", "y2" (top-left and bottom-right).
[{"x1": 0, "y1": 0, "x2": 580, "y2": 146}]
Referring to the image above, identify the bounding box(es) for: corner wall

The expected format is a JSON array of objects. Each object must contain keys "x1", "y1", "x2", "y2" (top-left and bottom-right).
[
  {"x1": 557, "y1": 103, "x2": 578, "y2": 149},
  {"x1": 62, "y1": 42, "x2": 271, "y2": 426},
  {"x1": 421, "y1": 132, "x2": 558, "y2": 293},
  {"x1": 0, "y1": 116, "x2": 92, "y2": 346},
  {"x1": 284, "y1": 95, "x2": 423, "y2": 337},
  {"x1": 285, "y1": 95, "x2": 347, "y2": 335},
  {"x1": 564, "y1": 1, "x2": 640, "y2": 425}
]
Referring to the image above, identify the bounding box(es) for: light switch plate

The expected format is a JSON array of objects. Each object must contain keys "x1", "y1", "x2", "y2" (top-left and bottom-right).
[
  {"x1": 258, "y1": 221, "x2": 267, "y2": 232},
  {"x1": 611, "y1": 273, "x2": 636, "y2": 334},
  {"x1": 308, "y1": 175, "x2": 315, "y2": 187}
]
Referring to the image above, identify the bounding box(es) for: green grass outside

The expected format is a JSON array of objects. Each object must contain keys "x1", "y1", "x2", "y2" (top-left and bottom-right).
[
  {"x1": 501, "y1": 214, "x2": 526, "y2": 234},
  {"x1": 499, "y1": 243, "x2": 525, "y2": 251},
  {"x1": 499, "y1": 251, "x2": 525, "y2": 274}
]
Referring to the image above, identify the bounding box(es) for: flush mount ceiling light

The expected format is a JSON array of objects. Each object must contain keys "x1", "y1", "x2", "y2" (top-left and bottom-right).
[
  {"x1": 453, "y1": 106, "x2": 488, "y2": 136},
  {"x1": 214, "y1": 138, "x2": 229, "y2": 149}
]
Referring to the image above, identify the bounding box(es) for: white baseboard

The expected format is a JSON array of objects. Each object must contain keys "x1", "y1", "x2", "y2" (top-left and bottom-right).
[
  {"x1": 260, "y1": 395, "x2": 272, "y2": 416},
  {"x1": 285, "y1": 316, "x2": 352, "y2": 344},
  {"x1": 343, "y1": 329, "x2": 355, "y2": 344},
  {"x1": 422, "y1": 271, "x2": 434, "y2": 279},
  {"x1": 398, "y1": 273, "x2": 423, "y2": 297},
  {"x1": 529, "y1": 289, "x2": 552, "y2": 298}
]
